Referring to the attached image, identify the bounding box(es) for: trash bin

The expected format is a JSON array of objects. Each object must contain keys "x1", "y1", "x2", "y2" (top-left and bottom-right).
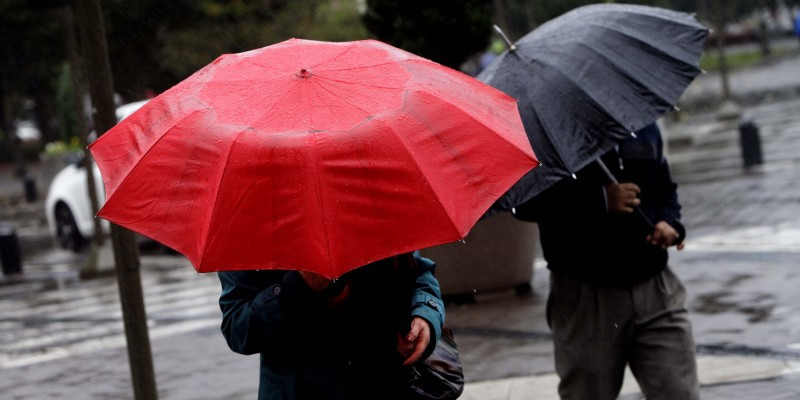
[
  {"x1": 22, "y1": 174, "x2": 38, "y2": 203},
  {"x1": 0, "y1": 225, "x2": 22, "y2": 276},
  {"x1": 739, "y1": 120, "x2": 763, "y2": 167}
]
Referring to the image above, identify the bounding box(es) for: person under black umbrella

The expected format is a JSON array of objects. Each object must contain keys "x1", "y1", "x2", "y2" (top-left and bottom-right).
[{"x1": 514, "y1": 123, "x2": 698, "y2": 400}]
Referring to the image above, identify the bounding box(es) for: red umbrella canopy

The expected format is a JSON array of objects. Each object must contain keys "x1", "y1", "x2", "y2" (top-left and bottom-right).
[{"x1": 89, "y1": 38, "x2": 538, "y2": 278}]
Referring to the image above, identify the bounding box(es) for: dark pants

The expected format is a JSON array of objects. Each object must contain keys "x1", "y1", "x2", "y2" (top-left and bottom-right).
[{"x1": 547, "y1": 267, "x2": 699, "y2": 400}]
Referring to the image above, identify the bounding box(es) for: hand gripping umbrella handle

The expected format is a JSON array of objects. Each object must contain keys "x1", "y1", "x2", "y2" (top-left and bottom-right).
[{"x1": 595, "y1": 159, "x2": 655, "y2": 229}]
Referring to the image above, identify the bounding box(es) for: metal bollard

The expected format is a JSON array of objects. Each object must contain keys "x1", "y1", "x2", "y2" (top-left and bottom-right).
[
  {"x1": 22, "y1": 174, "x2": 37, "y2": 203},
  {"x1": 0, "y1": 225, "x2": 22, "y2": 276},
  {"x1": 739, "y1": 119, "x2": 763, "y2": 167}
]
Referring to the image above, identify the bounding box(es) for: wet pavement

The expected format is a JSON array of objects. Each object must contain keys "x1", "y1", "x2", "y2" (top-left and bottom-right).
[
  {"x1": 2, "y1": 54, "x2": 800, "y2": 399},
  {"x1": 680, "y1": 37, "x2": 800, "y2": 111},
  {"x1": 450, "y1": 95, "x2": 800, "y2": 399}
]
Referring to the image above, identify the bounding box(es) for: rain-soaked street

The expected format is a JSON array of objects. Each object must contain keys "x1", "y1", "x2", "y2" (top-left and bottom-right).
[{"x1": 2, "y1": 57, "x2": 800, "y2": 399}]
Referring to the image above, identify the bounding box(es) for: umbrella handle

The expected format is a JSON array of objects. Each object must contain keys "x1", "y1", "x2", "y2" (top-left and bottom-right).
[
  {"x1": 493, "y1": 25, "x2": 517, "y2": 52},
  {"x1": 595, "y1": 159, "x2": 655, "y2": 229}
]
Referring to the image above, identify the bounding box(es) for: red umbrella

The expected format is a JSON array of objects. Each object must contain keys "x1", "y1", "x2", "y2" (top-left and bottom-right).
[{"x1": 89, "y1": 38, "x2": 538, "y2": 278}]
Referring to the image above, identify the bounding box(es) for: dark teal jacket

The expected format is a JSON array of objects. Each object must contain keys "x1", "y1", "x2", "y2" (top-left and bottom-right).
[{"x1": 218, "y1": 253, "x2": 445, "y2": 400}]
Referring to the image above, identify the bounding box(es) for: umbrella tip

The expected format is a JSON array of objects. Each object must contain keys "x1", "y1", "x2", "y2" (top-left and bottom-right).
[
  {"x1": 673, "y1": 105, "x2": 681, "y2": 112},
  {"x1": 493, "y1": 24, "x2": 517, "y2": 52},
  {"x1": 511, "y1": 207, "x2": 516, "y2": 215},
  {"x1": 571, "y1": 173, "x2": 577, "y2": 180},
  {"x1": 297, "y1": 68, "x2": 312, "y2": 78},
  {"x1": 630, "y1": 132, "x2": 637, "y2": 138}
]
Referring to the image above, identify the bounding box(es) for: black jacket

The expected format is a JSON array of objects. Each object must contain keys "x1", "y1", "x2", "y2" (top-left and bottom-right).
[{"x1": 514, "y1": 123, "x2": 685, "y2": 287}]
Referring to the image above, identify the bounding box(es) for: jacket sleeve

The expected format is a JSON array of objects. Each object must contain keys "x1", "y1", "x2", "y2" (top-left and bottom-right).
[
  {"x1": 217, "y1": 270, "x2": 326, "y2": 356},
  {"x1": 512, "y1": 162, "x2": 610, "y2": 223},
  {"x1": 409, "y1": 252, "x2": 445, "y2": 359},
  {"x1": 650, "y1": 126, "x2": 686, "y2": 243}
]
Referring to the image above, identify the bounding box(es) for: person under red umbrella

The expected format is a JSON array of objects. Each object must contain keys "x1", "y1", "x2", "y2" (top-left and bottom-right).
[
  {"x1": 88, "y1": 38, "x2": 535, "y2": 400},
  {"x1": 218, "y1": 252, "x2": 445, "y2": 399}
]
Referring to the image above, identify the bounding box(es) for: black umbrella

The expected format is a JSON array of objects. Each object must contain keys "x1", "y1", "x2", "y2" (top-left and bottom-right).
[{"x1": 479, "y1": 4, "x2": 708, "y2": 217}]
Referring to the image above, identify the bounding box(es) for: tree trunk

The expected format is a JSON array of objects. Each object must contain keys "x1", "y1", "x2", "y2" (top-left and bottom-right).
[
  {"x1": 63, "y1": 4, "x2": 104, "y2": 248},
  {"x1": 0, "y1": 88, "x2": 26, "y2": 177},
  {"x1": 74, "y1": 1, "x2": 158, "y2": 399},
  {"x1": 30, "y1": 79, "x2": 56, "y2": 144},
  {"x1": 711, "y1": 0, "x2": 731, "y2": 100}
]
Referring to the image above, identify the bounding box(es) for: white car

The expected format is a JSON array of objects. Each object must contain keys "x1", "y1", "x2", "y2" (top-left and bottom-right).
[{"x1": 45, "y1": 100, "x2": 149, "y2": 251}]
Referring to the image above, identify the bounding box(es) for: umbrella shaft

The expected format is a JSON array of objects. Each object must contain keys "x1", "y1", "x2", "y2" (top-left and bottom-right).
[{"x1": 595, "y1": 159, "x2": 654, "y2": 228}]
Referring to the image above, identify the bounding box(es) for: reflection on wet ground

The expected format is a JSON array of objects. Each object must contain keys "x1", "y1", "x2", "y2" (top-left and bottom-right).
[
  {"x1": 0, "y1": 249, "x2": 221, "y2": 369},
  {"x1": 693, "y1": 291, "x2": 775, "y2": 323},
  {"x1": 2, "y1": 96, "x2": 800, "y2": 397},
  {"x1": 691, "y1": 272, "x2": 776, "y2": 323}
]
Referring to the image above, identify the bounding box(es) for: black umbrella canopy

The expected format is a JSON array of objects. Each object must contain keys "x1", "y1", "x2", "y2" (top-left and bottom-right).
[{"x1": 479, "y1": 4, "x2": 708, "y2": 216}]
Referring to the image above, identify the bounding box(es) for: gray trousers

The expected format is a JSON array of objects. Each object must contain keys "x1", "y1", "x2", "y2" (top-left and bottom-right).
[{"x1": 547, "y1": 267, "x2": 699, "y2": 400}]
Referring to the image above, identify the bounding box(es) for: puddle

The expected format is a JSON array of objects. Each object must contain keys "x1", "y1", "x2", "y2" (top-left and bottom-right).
[{"x1": 692, "y1": 290, "x2": 776, "y2": 324}]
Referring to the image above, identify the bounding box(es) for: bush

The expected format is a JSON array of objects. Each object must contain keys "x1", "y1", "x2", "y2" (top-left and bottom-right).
[{"x1": 43, "y1": 136, "x2": 83, "y2": 156}]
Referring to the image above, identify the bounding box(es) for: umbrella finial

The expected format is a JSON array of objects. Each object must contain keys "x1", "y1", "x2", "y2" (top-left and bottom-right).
[
  {"x1": 297, "y1": 68, "x2": 312, "y2": 78},
  {"x1": 493, "y1": 25, "x2": 517, "y2": 52}
]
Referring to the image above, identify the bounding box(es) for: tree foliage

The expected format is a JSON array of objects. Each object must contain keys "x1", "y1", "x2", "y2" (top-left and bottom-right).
[
  {"x1": 103, "y1": 0, "x2": 369, "y2": 99},
  {"x1": 363, "y1": 0, "x2": 493, "y2": 69},
  {"x1": 0, "y1": 0, "x2": 787, "y2": 160},
  {"x1": 510, "y1": 0, "x2": 783, "y2": 30},
  {"x1": 0, "y1": 0, "x2": 65, "y2": 140},
  {"x1": 0, "y1": 0, "x2": 371, "y2": 159}
]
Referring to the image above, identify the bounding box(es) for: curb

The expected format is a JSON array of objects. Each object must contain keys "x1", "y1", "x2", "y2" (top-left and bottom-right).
[{"x1": 460, "y1": 355, "x2": 800, "y2": 400}]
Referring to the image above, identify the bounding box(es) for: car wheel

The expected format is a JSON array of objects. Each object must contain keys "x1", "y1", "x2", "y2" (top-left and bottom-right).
[{"x1": 55, "y1": 203, "x2": 87, "y2": 252}]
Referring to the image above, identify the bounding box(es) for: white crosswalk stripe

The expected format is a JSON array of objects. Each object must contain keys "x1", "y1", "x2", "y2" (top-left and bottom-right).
[{"x1": 0, "y1": 256, "x2": 223, "y2": 368}]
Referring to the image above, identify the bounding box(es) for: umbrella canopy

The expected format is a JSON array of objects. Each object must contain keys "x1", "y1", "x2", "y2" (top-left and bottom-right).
[
  {"x1": 89, "y1": 38, "x2": 538, "y2": 278},
  {"x1": 478, "y1": 4, "x2": 708, "y2": 215}
]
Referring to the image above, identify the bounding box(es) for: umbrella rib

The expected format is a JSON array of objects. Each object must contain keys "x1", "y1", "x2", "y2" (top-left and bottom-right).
[
  {"x1": 577, "y1": 23, "x2": 703, "y2": 71},
  {"x1": 237, "y1": 57, "x2": 296, "y2": 76},
  {"x1": 520, "y1": 55, "x2": 638, "y2": 133},
  {"x1": 569, "y1": 42, "x2": 682, "y2": 109},
  {"x1": 308, "y1": 130, "x2": 334, "y2": 272},
  {"x1": 199, "y1": 127, "x2": 249, "y2": 270},
  {"x1": 524, "y1": 90, "x2": 575, "y2": 176},
  {"x1": 307, "y1": 43, "x2": 356, "y2": 70},
  {"x1": 308, "y1": 78, "x2": 373, "y2": 116},
  {"x1": 314, "y1": 61, "x2": 397, "y2": 73},
  {"x1": 301, "y1": 73, "x2": 335, "y2": 270},
  {"x1": 312, "y1": 75, "x2": 403, "y2": 91},
  {"x1": 100, "y1": 109, "x2": 207, "y2": 213},
  {"x1": 387, "y1": 123, "x2": 464, "y2": 240},
  {"x1": 191, "y1": 77, "x2": 289, "y2": 86},
  {"x1": 251, "y1": 79, "x2": 305, "y2": 131}
]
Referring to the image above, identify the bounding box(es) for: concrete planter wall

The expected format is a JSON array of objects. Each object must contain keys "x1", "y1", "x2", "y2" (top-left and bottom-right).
[{"x1": 421, "y1": 212, "x2": 538, "y2": 298}]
